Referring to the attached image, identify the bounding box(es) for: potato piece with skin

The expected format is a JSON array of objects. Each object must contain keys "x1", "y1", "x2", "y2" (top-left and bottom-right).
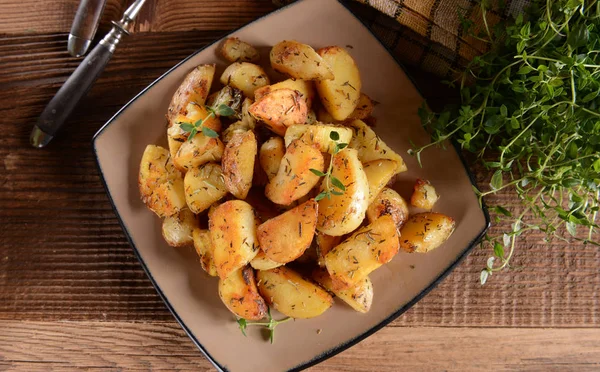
[
  {"x1": 270, "y1": 40, "x2": 334, "y2": 81},
  {"x1": 348, "y1": 120, "x2": 408, "y2": 174},
  {"x1": 167, "y1": 64, "x2": 215, "y2": 122},
  {"x1": 259, "y1": 137, "x2": 285, "y2": 180},
  {"x1": 363, "y1": 159, "x2": 398, "y2": 205},
  {"x1": 316, "y1": 232, "x2": 342, "y2": 267},
  {"x1": 219, "y1": 266, "x2": 267, "y2": 320},
  {"x1": 312, "y1": 268, "x2": 373, "y2": 313},
  {"x1": 174, "y1": 133, "x2": 224, "y2": 172},
  {"x1": 400, "y1": 213, "x2": 455, "y2": 253},
  {"x1": 410, "y1": 179, "x2": 439, "y2": 210},
  {"x1": 192, "y1": 228, "x2": 218, "y2": 276},
  {"x1": 147, "y1": 178, "x2": 187, "y2": 218},
  {"x1": 250, "y1": 250, "x2": 283, "y2": 271},
  {"x1": 248, "y1": 88, "x2": 308, "y2": 136},
  {"x1": 348, "y1": 93, "x2": 375, "y2": 120},
  {"x1": 209, "y1": 200, "x2": 260, "y2": 279},
  {"x1": 222, "y1": 131, "x2": 257, "y2": 199},
  {"x1": 257, "y1": 267, "x2": 333, "y2": 319},
  {"x1": 184, "y1": 163, "x2": 227, "y2": 214},
  {"x1": 315, "y1": 46, "x2": 361, "y2": 121},
  {"x1": 257, "y1": 200, "x2": 318, "y2": 264},
  {"x1": 162, "y1": 209, "x2": 198, "y2": 247},
  {"x1": 265, "y1": 140, "x2": 324, "y2": 205},
  {"x1": 284, "y1": 124, "x2": 353, "y2": 154},
  {"x1": 317, "y1": 148, "x2": 369, "y2": 236},
  {"x1": 255, "y1": 79, "x2": 315, "y2": 108},
  {"x1": 325, "y1": 215, "x2": 400, "y2": 289},
  {"x1": 367, "y1": 187, "x2": 409, "y2": 230},
  {"x1": 220, "y1": 37, "x2": 260, "y2": 63},
  {"x1": 220, "y1": 62, "x2": 270, "y2": 99}
]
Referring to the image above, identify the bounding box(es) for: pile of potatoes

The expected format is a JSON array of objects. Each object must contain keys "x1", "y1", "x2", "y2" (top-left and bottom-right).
[{"x1": 139, "y1": 38, "x2": 455, "y2": 323}]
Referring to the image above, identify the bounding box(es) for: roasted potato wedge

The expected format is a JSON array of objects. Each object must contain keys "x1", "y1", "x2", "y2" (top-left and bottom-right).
[
  {"x1": 167, "y1": 64, "x2": 215, "y2": 122},
  {"x1": 316, "y1": 148, "x2": 369, "y2": 236},
  {"x1": 250, "y1": 250, "x2": 284, "y2": 271},
  {"x1": 139, "y1": 145, "x2": 186, "y2": 217},
  {"x1": 257, "y1": 200, "x2": 318, "y2": 264},
  {"x1": 316, "y1": 232, "x2": 342, "y2": 267},
  {"x1": 400, "y1": 212, "x2": 455, "y2": 253},
  {"x1": 162, "y1": 209, "x2": 198, "y2": 247},
  {"x1": 348, "y1": 92, "x2": 375, "y2": 120},
  {"x1": 209, "y1": 200, "x2": 260, "y2": 279},
  {"x1": 315, "y1": 46, "x2": 361, "y2": 121},
  {"x1": 312, "y1": 268, "x2": 373, "y2": 313},
  {"x1": 174, "y1": 133, "x2": 224, "y2": 172},
  {"x1": 222, "y1": 131, "x2": 257, "y2": 199},
  {"x1": 171, "y1": 103, "x2": 222, "y2": 132},
  {"x1": 410, "y1": 179, "x2": 439, "y2": 210},
  {"x1": 325, "y1": 215, "x2": 399, "y2": 289},
  {"x1": 206, "y1": 86, "x2": 243, "y2": 116},
  {"x1": 219, "y1": 266, "x2": 267, "y2": 320},
  {"x1": 270, "y1": 40, "x2": 334, "y2": 81},
  {"x1": 184, "y1": 162, "x2": 227, "y2": 214},
  {"x1": 220, "y1": 62, "x2": 270, "y2": 98},
  {"x1": 265, "y1": 140, "x2": 324, "y2": 205},
  {"x1": 257, "y1": 267, "x2": 333, "y2": 319},
  {"x1": 284, "y1": 124, "x2": 353, "y2": 154},
  {"x1": 367, "y1": 187, "x2": 409, "y2": 229},
  {"x1": 219, "y1": 37, "x2": 260, "y2": 63},
  {"x1": 192, "y1": 228, "x2": 218, "y2": 276},
  {"x1": 259, "y1": 137, "x2": 285, "y2": 181},
  {"x1": 248, "y1": 88, "x2": 308, "y2": 136},
  {"x1": 255, "y1": 78, "x2": 315, "y2": 108},
  {"x1": 348, "y1": 120, "x2": 407, "y2": 174},
  {"x1": 363, "y1": 159, "x2": 398, "y2": 205}
]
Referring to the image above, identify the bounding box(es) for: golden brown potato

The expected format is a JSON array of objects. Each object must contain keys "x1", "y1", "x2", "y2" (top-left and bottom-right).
[
  {"x1": 167, "y1": 127, "x2": 185, "y2": 161},
  {"x1": 348, "y1": 92, "x2": 375, "y2": 120},
  {"x1": 265, "y1": 140, "x2": 324, "y2": 205},
  {"x1": 399, "y1": 212, "x2": 455, "y2": 253},
  {"x1": 209, "y1": 200, "x2": 260, "y2": 279},
  {"x1": 162, "y1": 209, "x2": 198, "y2": 247},
  {"x1": 174, "y1": 133, "x2": 225, "y2": 172},
  {"x1": 248, "y1": 88, "x2": 308, "y2": 136},
  {"x1": 259, "y1": 137, "x2": 285, "y2": 180},
  {"x1": 312, "y1": 268, "x2": 373, "y2": 313},
  {"x1": 167, "y1": 64, "x2": 216, "y2": 122},
  {"x1": 256, "y1": 267, "x2": 333, "y2": 319},
  {"x1": 254, "y1": 78, "x2": 315, "y2": 108},
  {"x1": 316, "y1": 232, "x2": 342, "y2": 268},
  {"x1": 367, "y1": 187, "x2": 409, "y2": 230},
  {"x1": 325, "y1": 215, "x2": 399, "y2": 289},
  {"x1": 171, "y1": 103, "x2": 222, "y2": 132},
  {"x1": 284, "y1": 124, "x2": 353, "y2": 154},
  {"x1": 348, "y1": 120, "x2": 407, "y2": 174},
  {"x1": 250, "y1": 250, "x2": 283, "y2": 271},
  {"x1": 218, "y1": 266, "x2": 267, "y2": 320},
  {"x1": 220, "y1": 62, "x2": 270, "y2": 98},
  {"x1": 315, "y1": 46, "x2": 361, "y2": 121},
  {"x1": 139, "y1": 145, "x2": 187, "y2": 217},
  {"x1": 184, "y1": 162, "x2": 227, "y2": 214},
  {"x1": 362, "y1": 159, "x2": 398, "y2": 205},
  {"x1": 270, "y1": 40, "x2": 334, "y2": 81},
  {"x1": 410, "y1": 179, "x2": 439, "y2": 210},
  {"x1": 192, "y1": 228, "x2": 218, "y2": 276},
  {"x1": 257, "y1": 200, "x2": 318, "y2": 264},
  {"x1": 316, "y1": 148, "x2": 369, "y2": 236},
  {"x1": 219, "y1": 37, "x2": 260, "y2": 63},
  {"x1": 222, "y1": 131, "x2": 257, "y2": 199}
]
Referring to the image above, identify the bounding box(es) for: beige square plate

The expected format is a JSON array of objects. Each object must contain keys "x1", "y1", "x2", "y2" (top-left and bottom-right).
[{"x1": 93, "y1": 0, "x2": 489, "y2": 370}]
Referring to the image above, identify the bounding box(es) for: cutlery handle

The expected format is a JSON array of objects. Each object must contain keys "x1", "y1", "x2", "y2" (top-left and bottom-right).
[
  {"x1": 68, "y1": 0, "x2": 107, "y2": 57},
  {"x1": 35, "y1": 43, "x2": 113, "y2": 139}
]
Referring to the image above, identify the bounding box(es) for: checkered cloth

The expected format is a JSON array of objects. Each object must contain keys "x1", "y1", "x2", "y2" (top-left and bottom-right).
[{"x1": 274, "y1": 0, "x2": 528, "y2": 78}]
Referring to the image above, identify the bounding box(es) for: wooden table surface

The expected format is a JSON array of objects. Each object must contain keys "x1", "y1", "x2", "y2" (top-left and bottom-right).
[{"x1": 1, "y1": 1, "x2": 599, "y2": 371}]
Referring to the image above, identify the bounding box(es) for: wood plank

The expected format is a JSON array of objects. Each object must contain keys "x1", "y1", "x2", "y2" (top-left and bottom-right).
[{"x1": 1, "y1": 321, "x2": 599, "y2": 371}]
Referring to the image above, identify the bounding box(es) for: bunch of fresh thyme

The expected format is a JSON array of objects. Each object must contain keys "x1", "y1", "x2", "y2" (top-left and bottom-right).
[{"x1": 237, "y1": 307, "x2": 292, "y2": 344}]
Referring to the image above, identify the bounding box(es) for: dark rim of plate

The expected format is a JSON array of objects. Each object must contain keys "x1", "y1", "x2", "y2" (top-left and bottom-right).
[{"x1": 92, "y1": 0, "x2": 491, "y2": 370}]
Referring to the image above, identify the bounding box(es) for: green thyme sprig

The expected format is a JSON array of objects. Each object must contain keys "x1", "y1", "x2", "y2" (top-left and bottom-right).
[
  {"x1": 310, "y1": 131, "x2": 348, "y2": 201},
  {"x1": 178, "y1": 104, "x2": 235, "y2": 141},
  {"x1": 410, "y1": 0, "x2": 600, "y2": 285},
  {"x1": 236, "y1": 307, "x2": 292, "y2": 344}
]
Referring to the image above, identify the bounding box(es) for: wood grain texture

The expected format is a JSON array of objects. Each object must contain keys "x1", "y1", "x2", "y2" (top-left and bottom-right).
[{"x1": 1, "y1": 321, "x2": 599, "y2": 371}]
